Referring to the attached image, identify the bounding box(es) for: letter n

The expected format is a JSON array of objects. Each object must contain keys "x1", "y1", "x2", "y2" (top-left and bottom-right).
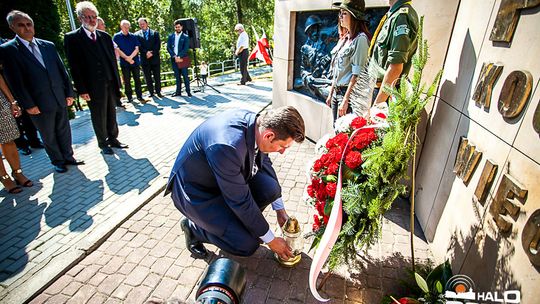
[{"x1": 472, "y1": 63, "x2": 503, "y2": 109}]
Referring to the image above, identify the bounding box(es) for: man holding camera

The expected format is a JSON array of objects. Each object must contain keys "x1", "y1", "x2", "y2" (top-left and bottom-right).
[{"x1": 166, "y1": 106, "x2": 305, "y2": 260}]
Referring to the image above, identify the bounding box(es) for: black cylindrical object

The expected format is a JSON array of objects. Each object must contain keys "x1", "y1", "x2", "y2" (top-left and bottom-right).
[{"x1": 196, "y1": 258, "x2": 247, "y2": 304}]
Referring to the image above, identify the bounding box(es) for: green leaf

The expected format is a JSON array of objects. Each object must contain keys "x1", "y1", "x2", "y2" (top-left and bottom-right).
[
  {"x1": 324, "y1": 200, "x2": 333, "y2": 216},
  {"x1": 435, "y1": 281, "x2": 443, "y2": 293},
  {"x1": 324, "y1": 175, "x2": 337, "y2": 182},
  {"x1": 415, "y1": 272, "x2": 429, "y2": 293}
]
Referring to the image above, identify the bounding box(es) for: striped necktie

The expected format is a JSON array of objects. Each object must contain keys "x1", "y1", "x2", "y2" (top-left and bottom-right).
[{"x1": 29, "y1": 42, "x2": 45, "y2": 67}]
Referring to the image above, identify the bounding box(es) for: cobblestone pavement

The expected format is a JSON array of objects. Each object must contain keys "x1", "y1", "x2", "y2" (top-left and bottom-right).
[
  {"x1": 0, "y1": 78, "x2": 272, "y2": 304},
  {"x1": 31, "y1": 141, "x2": 432, "y2": 303}
]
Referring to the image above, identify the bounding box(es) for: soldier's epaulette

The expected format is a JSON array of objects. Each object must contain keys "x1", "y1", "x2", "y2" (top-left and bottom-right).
[{"x1": 398, "y1": 7, "x2": 409, "y2": 14}]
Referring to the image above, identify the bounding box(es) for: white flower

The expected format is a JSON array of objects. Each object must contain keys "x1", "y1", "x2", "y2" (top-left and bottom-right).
[
  {"x1": 334, "y1": 113, "x2": 358, "y2": 133},
  {"x1": 314, "y1": 133, "x2": 331, "y2": 155}
]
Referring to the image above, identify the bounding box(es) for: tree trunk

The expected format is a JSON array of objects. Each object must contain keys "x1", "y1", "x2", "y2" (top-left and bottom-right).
[{"x1": 235, "y1": 0, "x2": 243, "y2": 24}]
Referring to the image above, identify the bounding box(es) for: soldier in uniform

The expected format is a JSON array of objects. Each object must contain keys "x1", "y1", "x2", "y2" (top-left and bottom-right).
[
  {"x1": 296, "y1": 15, "x2": 332, "y2": 100},
  {"x1": 368, "y1": 0, "x2": 418, "y2": 105}
]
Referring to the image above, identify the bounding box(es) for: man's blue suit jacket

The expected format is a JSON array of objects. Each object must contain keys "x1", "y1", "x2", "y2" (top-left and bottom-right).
[
  {"x1": 166, "y1": 109, "x2": 279, "y2": 239},
  {"x1": 166, "y1": 32, "x2": 189, "y2": 59},
  {"x1": 0, "y1": 37, "x2": 74, "y2": 112},
  {"x1": 135, "y1": 29, "x2": 161, "y2": 65}
]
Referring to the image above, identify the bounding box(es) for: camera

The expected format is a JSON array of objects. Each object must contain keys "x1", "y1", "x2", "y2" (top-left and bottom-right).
[{"x1": 195, "y1": 258, "x2": 247, "y2": 304}]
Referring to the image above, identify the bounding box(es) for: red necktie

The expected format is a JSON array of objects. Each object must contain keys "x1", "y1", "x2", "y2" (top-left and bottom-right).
[{"x1": 91, "y1": 32, "x2": 96, "y2": 42}]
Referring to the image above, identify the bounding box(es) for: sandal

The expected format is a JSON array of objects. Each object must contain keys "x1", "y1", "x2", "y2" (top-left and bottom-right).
[
  {"x1": 1, "y1": 174, "x2": 22, "y2": 194},
  {"x1": 12, "y1": 169, "x2": 33, "y2": 187}
]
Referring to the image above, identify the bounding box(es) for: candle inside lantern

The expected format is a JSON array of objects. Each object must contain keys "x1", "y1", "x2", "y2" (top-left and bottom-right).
[{"x1": 275, "y1": 216, "x2": 302, "y2": 267}]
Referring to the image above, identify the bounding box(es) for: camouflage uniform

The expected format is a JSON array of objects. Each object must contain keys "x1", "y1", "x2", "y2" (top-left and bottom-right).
[{"x1": 370, "y1": 0, "x2": 419, "y2": 83}]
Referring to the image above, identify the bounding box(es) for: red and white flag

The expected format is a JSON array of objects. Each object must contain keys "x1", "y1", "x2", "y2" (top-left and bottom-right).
[{"x1": 249, "y1": 27, "x2": 272, "y2": 65}]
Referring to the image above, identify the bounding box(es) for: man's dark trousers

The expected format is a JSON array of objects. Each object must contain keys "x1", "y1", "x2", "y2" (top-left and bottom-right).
[
  {"x1": 142, "y1": 62, "x2": 161, "y2": 95},
  {"x1": 171, "y1": 59, "x2": 190, "y2": 95},
  {"x1": 121, "y1": 65, "x2": 143, "y2": 100},
  {"x1": 239, "y1": 49, "x2": 252, "y2": 84},
  {"x1": 87, "y1": 80, "x2": 119, "y2": 149}
]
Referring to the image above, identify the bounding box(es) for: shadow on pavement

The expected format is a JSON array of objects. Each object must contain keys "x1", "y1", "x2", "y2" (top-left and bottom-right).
[
  {"x1": 45, "y1": 166, "x2": 104, "y2": 232},
  {"x1": 0, "y1": 186, "x2": 46, "y2": 281},
  {"x1": 102, "y1": 149, "x2": 159, "y2": 195}
]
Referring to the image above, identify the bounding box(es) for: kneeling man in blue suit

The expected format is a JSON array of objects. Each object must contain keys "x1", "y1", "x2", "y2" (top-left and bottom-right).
[{"x1": 166, "y1": 106, "x2": 305, "y2": 259}]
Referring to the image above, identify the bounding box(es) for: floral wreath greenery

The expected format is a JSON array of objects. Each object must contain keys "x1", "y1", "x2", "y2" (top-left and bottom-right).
[{"x1": 306, "y1": 17, "x2": 442, "y2": 270}]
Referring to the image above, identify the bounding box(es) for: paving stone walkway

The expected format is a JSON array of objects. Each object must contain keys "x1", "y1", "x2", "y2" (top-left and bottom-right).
[
  {"x1": 2, "y1": 72, "x2": 432, "y2": 304},
  {"x1": 0, "y1": 77, "x2": 272, "y2": 304}
]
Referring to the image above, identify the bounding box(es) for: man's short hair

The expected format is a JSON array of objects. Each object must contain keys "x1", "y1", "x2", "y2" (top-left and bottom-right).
[
  {"x1": 174, "y1": 19, "x2": 183, "y2": 27},
  {"x1": 6, "y1": 10, "x2": 33, "y2": 27},
  {"x1": 75, "y1": 1, "x2": 99, "y2": 18},
  {"x1": 120, "y1": 20, "x2": 130, "y2": 27},
  {"x1": 138, "y1": 17, "x2": 148, "y2": 24},
  {"x1": 234, "y1": 23, "x2": 244, "y2": 31},
  {"x1": 259, "y1": 106, "x2": 305, "y2": 143}
]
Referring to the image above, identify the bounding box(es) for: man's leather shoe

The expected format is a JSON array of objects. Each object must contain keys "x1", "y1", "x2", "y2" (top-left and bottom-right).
[
  {"x1": 187, "y1": 92, "x2": 192, "y2": 97},
  {"x1": 109, "y1": 141, "x2": 128, "y2": 149},
  {"x1": 102, "y1": 147, "x2": 114, "y2": 155},
  {"x1": 65, "y1": 159, "x2": 85, "y2": 165},
  {"x1": 180, "y1": 218, "x2": 208, "y2": 259},
  {"x1": 30, "y1": 143, "x2": 44, "y2": 149},
  {"x1": 54, "y1": 165, "x2": 67, "y2": 173},
  {"x1": 156, "y1": 93, "x2": 164, "y2": 98},
  {"x1": 19, "y1": 147, "x2": 32, "y2": 155}
]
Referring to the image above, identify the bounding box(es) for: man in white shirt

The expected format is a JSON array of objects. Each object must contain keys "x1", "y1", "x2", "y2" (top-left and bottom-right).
[{"x1": 234, "y1": 23, "x2": 252, "y2": 85}]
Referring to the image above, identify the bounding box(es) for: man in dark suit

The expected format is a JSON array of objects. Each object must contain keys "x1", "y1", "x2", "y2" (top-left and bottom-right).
[
  {"x1": 1, "y1": 10, "x2": 83, "y2": 173},
  {"x1": 64, "y1": 1, "x2": 128, "y2": 155},
  {"x1": 166, "y1": 19, "x2": 191, "y2": 97},
  {"x1": 135, "y1": 17, "x2": 162, "y2": 98},
  {"x1": 166, "y1": 106, "x2": 305, "y2": 260}
]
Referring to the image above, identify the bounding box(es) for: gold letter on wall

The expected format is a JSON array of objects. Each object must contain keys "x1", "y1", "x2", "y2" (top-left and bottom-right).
[
  {"x1": 498, "y1": 70, "x2": 532, "y2": 118},
  {"x1": 533, "y1": 100, "x2": 540, "y2": 135},
  {"x1": 453, "y1": 137, "x2": 482, "y2": 186},
  {"x1": 490, "y1": 174, "x2": 527, "y2": 233},
  {"x1": 522, "y1": 209, "x2": 540, "y2": 267},
  {"x1": 490, "y1": 0, "x2": 540, "y2": 43},
  {"x1": 472, "y1": 63, "x2": 503, "y2": 109},
  {"x1": 474, "y1": 160, "x2": 498, "y2": 205}
]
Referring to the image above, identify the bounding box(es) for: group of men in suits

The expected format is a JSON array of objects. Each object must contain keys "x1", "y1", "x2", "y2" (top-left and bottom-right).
[{"x1": 0, "y1": 1, "x2": 128, "y2": 172}]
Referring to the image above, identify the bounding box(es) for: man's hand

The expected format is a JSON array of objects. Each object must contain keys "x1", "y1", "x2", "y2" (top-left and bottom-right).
[
  {"x1": 66, "y1": 97, "x2": 74, "y2": 106},
  {"x1": 80, "y1": 93, "x2": 91, "y2": 101},
  {"x1": 174, "y1": 56, "x2": 182, "y2": 63},
  {"x1": 26, "y1": 106, "x2": 41, "y2": 115},
  {"x1": 276, "y1": 209, "x2": 289, "y2": 228},
  {"x1": 268, "y1": 237, "x2": 294, "y2": 261},
  {"x1": 146, "y1": 51, "x2": 153, "y2": 59}
]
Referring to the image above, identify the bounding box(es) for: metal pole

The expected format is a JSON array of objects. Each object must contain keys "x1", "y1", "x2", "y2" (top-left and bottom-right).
[{"x1": 66, "y1": 0, "x2": 76, "y2": 31}]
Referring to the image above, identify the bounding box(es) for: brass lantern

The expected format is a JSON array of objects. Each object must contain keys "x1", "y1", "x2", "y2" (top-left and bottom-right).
[{"x1": 275, "y1": 216, "x2": 302, "y2": 267}]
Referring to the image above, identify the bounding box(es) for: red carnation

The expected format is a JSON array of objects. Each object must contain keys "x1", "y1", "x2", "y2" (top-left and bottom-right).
[
  {"x1": 326, "y1": 182, "x2": 337, "y2": 198},
  {"x1": 324, "y1": 163, "x2": 339, "y2": 175},
  {"x1": 313, "y1": 215, "x2": 321, "y2": 231},
  {"x1": 351, "y1": 117, "x2": 367, "y2": 129},
  {"x1": 345, "y1": 150, "x2": 363, "y2": 169},
  {"x1": 352, "y1": 128, "x2": 378, "y2": 150},
  {"x1": 376, "y1": 112, "x2": 387, "y2": 119},
  {"x1": 307, "y1": 185, "x2": 315, "y2": 198},
  {"x1": 323, "y1": 215, "x2": 329, "y2": 225},
  {"x1": 313, "y1": 159, "x2": 323, "y2": 172},
  {"x1": 326, "y1": 133, "x2": 349, "y2": 149},
  {"x1": 315, "y1": 201, "x2": 325, "y2": 216}
]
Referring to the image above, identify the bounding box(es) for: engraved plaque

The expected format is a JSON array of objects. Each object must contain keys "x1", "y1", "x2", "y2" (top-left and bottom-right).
[
  {"x1": 490, "y1": 0, "x2": 540, "y2": 43},
  {"x1": 489, "y1": 174, "x2": 528, "y2": 233},
  {"x1": 474, "y1": 160, "x2": 498, "y2": 205},
  {"x1": 522, "y1": 209, "x2": 540, "y2": 267},
  {"x1": 472, "y1": 63, "x2": 503, "y2": 109},
  {"x1": 498, "y1": 70, "x2": 532, "y2": 118},
  {"x1": 453, "y1": 137, "x2": 482, "y2": 185}
]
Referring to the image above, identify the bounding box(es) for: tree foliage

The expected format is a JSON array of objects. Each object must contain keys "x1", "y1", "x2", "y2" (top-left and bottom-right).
[{"x1": 2, "y1": 0, "x2": 274, "y2": 65}]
